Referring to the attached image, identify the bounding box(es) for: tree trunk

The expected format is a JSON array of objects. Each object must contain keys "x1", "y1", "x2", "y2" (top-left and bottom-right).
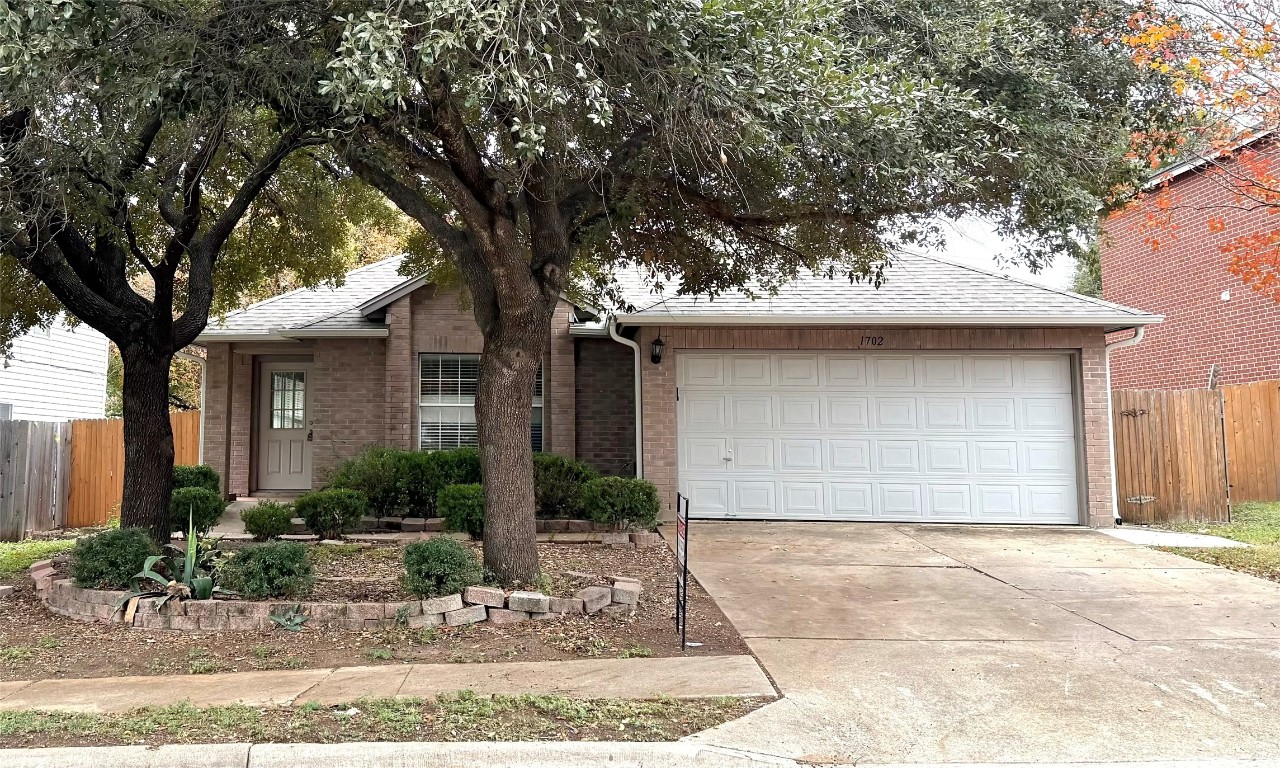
[
  {"x1": 119, "y1": 344, "x2": 176, "y2": 543},
  {"x1": 475, "y1": 305, "x2": 555, "y2": 585}
]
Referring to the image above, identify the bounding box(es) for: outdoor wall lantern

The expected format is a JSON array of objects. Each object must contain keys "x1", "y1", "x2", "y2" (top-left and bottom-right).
[{"x1": 650, "y1": 336, "x2": 665, "y2": 364}]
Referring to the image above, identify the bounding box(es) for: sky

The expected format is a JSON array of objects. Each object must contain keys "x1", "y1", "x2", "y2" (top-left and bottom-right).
[{"x1": 926, "y1": 217, "x2": 1077, "y2": 291}]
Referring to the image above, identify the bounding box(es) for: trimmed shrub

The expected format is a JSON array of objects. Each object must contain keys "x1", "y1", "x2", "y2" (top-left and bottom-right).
[
  {"x1": 295, "y1": 489, "x2": 368, "y2": 539},
  {"x1": 438, "y1": 484, "x2": 485, "y2": 539},
  {"x1": 173, "y1": 465, "x2": 221, "y2": 494},
  {"x1": 69, "y1": 527, "x2": 158, "y2": 589},
  {"x1": 583, "y1": 477, "x2": 661, "y2": 532},
  {"x1": 403, "y1": 537, "x2": 483, "y2": 598},
  {"x1": 171, "y1": 487, "x2": 228, "y2": 536},
  {"x1": 219, "y1": 542, "x2": 313, "y2": 598},
  {"x1": 240, "y1": 501, "x2": 294, "y2": 541},
  {"x1": 533, "y1": 452, "x2": 598, "y2": 519},
  {"x1": 328, "y1": 447, "x2": 407, "y2": 516}
]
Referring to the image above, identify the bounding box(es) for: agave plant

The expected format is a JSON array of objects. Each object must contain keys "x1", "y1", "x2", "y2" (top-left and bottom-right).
[{"x1": 118, "y1": 507, "x2": 234, "y2": 608}]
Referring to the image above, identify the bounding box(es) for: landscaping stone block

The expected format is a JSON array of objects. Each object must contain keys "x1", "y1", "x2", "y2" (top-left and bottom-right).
[
  {"x1": 422, "y1": 594, "x2": 464, "y2": 614},
  {"x1": 319, "y1": 539, "x2": 345, "y2": 546},
  {"x1": 0, "y1": 585, "x2": 14, "y2": 600},
  {"x1": 226, "y1": 616, "x2": 262, "y2": 631},
  {"x1": 198, "y1": 616, "x2": 228, "y2": 631},
  {"x1": 29, "y1": 559, "x2": 53, "y2": 573},
  {"x1": 463, "y1": 586, "x2": 506, "y2": 608},
  {"x1": 409, "y1": 612, "x2": 444, "y2": 628},
  {"x1": 506, "y1": 591, "x2": 550, "y2": 613},
  {"x1": 530, "y1": 611, "x2": 555, "y2": 620},
  {"x1": 358, "y1": 516, "x2": 381, "y2": 532},
  {"x1": 600, "y1": 532, "x2": 631, "y2": 547},
  {"x1": 280, "y1": 534, "x2": 319, "y2": 542},
  {"x1": 290, "y1": 518, "x2": 308, "y2": 534},
  {"x1": 487, "y1": 608, "x2": 530, "y2": 624},
  {"x1": 380, "y1": 517, "x2": 404, "y2": 531},
  {"x1": 169, "y1": 615, "x2": 200, "y2": 631},
  {"x1": 384, "y1": 601, "x2": 421, "y2": 620},
  {"x1": 445, "y1": 604, "x2": 486, "y2": 626},
  {"x1": 184, "y1": 600, "x2": 220, "y2": 618},
  {"x1": 308, "y1": 603, "x2": 348, "y2": 620},
  {"x1": 629, "y1": 532, "x2": 663, "y2": 548},
  {"x1": 611, "y1": 581, "x2": 642, "y2": 605},
  {"x1": 566, "y1": 519, "x2": 593, "y2": 533},
  {"x1": 576, "y1": 586, "x2": 612, "y2": 614},
  {"x1": 401, "y1": 517, "x2": 426, "y2": 532},
  {"x1": 603, "y1": 602, "x2": 637, "y2": 616},
  {"x1": 347, "y1": 603, "x2": 384, "y2": 621},
  {"x1": 137, "y1": 612, "x2": 169, "y2": 630},
  {"x1": 424, "y1": 518, "x2": 445, "y2": 532},
  {"x1": 547, "y1": 597, "x2": 584, "y2": 615}
]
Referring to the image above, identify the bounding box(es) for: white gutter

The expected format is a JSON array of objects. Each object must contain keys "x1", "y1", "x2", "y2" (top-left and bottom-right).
[
  {"x1": 1104, "y1": 326, "x2": 1146, "y2": 523},
  {"x1": 614, "y1": 313, "x2": 1164, "y2": 329},
  {"x1": 174, "y1": 349, "x2": 207, "y2": 465},
  {"x1": 607, "y1": 316, "x2": 643, "y2": 479}
]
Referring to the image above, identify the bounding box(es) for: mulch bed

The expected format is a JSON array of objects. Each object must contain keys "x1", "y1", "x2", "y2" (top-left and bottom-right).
[{"x1": 0, "y1": 542, "x2": 748, "y2": 682}]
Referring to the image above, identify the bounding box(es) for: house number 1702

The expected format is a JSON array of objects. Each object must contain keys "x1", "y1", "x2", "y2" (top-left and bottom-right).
[{"x1": 859, "y1": 336, "x2": 885, "y2": 347}]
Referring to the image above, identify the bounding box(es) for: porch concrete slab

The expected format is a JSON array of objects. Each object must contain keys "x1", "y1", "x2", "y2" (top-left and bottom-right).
[
  {"x1": 0, "y1": 680, "x2": 33, "y2": 703},
  {"x1": 397, "y1": 655, "x2": 775, "y2": 700},
  {"x1": 901, "y1": 525, "x2": 1216, "y2": 569},
  {"x1": 1099, "y1": 526, "x2": 1251, "y2": 548},
  {"x1": 293, "y1": 665, "x2": 411, "y2": 706},
  {"x1": 692, "y1": 638, "x2": 1280, "y2": 764},
  {"x1": 1046, "y1": 594, "x2": 1280, "y2": 640},
  {"x1": 687, "y1": 522, "x2": 961, "y2": 567},
  {"x1": 0, "y1": 668, "x2": 333, "y2": 714}
]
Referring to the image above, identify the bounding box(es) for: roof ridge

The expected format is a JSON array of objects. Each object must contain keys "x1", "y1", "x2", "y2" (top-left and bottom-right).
[
  {"x1": 218, "y1": 254, "x2": 405, "y2": 321},
  {"x1": 904, "y1": 250, "x2": 1144, "y2": 316}
]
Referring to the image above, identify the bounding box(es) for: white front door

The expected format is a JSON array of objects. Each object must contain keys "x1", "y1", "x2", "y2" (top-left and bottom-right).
[
  {"x1": 257, "y1": 363, "x2": 313, "y2": 491},
  {"x1": 677, "y1": 351, "x2": 1081, "y2": 524}
]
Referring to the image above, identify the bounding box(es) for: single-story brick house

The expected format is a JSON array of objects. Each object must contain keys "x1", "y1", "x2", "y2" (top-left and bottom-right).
[{"x1": 195, "y1": 253, "x2": 1161, "y2": 526}]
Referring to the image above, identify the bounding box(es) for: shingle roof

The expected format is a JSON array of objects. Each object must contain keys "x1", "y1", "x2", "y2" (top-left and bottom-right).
[
  {"x1": 605, "y1": 252, "x2": 1161, "y2": 330},
  {"x1": 197, "y1": 256, "x2": 409, "y2": 340}
]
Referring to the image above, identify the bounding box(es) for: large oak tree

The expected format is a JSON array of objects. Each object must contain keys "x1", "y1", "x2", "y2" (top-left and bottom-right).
[
  {"x1": 305, "y1": 0, "x2": 1172, "y2": 582},
  {"x1": 0, "y1": 1, "x2": 401, "y2": 540}
]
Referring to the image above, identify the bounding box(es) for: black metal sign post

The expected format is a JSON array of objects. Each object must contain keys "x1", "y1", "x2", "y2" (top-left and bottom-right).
[{"x1": 674, "y1": 492, "x2": 690, "y2": 649}]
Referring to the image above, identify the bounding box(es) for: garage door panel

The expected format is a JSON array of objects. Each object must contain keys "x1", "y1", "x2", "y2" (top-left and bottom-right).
[
  {"x1": 828, "y1": 397, "x2": 869, "y2": 428},
  {"x1": 678, "y1": 351, "x2": 1080, "y2": 524},
  {"x1": 874, "y1": 398, "x2": 918, "y2": 429}
]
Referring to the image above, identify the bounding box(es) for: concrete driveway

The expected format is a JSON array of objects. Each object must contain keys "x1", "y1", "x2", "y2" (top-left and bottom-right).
[{"x1": 685, "y1": 523, "x2": 1280, "y2": 765}]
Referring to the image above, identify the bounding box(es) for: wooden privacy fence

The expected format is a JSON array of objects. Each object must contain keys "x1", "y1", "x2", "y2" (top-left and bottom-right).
[
  {"x1": 1112, "y1": 388, "x2": 1231, "y2": 524},
  {"x1": 0, "y1": 421, "x2": 71, "y2": 541},
  {"x1": 1112, "y1": 379, "x2": 1280, "y2": 524},
  {"x1": 65, "y1": 410, "x2": 202, "y2": 529}
]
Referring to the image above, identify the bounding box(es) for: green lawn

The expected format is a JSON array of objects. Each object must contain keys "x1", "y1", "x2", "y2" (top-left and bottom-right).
[
  {"x1": 1156, "y1": 501, "x2": 1280, "y2": 582},
  {"x1": 0, "y1": 539, "x2": 76, "y2": 580}
]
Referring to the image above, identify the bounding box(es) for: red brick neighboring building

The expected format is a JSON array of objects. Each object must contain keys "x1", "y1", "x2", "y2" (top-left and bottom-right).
[{"x1": 1101, "y1": 141, "x2": 1280, "y2": 389}]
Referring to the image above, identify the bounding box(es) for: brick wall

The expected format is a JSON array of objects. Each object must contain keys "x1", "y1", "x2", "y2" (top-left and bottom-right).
[
  {"x1": 311, "y1": 337, "x2": 388, "y2": 483},
  {"x1": 635, "y1": 326, "x2": 1115, "y2": 527},
  {"x1": 203, "y1": 343, "x2": 230, "y2": 493},
  {"x1": 1101, "y1": 146, "x2": 1280, "y2": 389},
  {"x1": 574, "y1": 338, "x2": 637, "y2": 475}
]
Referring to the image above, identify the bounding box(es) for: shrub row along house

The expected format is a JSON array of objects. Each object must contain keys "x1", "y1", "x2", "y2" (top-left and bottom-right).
[{"x1": 196, "y1": 253, "x2": 1162, "y2": 526}]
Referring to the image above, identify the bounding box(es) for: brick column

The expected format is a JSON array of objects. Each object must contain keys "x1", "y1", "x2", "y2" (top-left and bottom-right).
[
  {"x1": 228, "y1": 350, "x2": 253, "y2": 496},
  {"x1": 638, "y1": 326, "x2": 678, "y2": 519},
  {"x1": 1081, "y1": 333, "x2": 1115, "y2": 527},
  {"x1": 547, "y1": 302, "x2": 575, "y2": 458},
  {"x1": 385, "y1": 296, "x2": 414, "y2": 449},
  {"x1": 202, "y1": 343, "x2": 231, "y2": 494}
]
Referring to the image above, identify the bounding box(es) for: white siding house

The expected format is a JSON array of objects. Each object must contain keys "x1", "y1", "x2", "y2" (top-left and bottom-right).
[{"x1": 0, "y1": 317, "x2": 109, "y2": 421}]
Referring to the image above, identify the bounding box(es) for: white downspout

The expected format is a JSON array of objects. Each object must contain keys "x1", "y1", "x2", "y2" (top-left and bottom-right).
[
  {"x1": 607, "y1": 316, "x2": 643, "y2": 478},
  {"x1": 1104, "y1": 326, "x2": 1146, "y2": 524},
  {"x1": 175, "y1": 348, "x2": 207, "y2": 465}
]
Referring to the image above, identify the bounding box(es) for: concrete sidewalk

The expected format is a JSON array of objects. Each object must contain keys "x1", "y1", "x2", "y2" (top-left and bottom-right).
[{"x1": 0, "y1": 655, "x2": 774, "y2": 714}]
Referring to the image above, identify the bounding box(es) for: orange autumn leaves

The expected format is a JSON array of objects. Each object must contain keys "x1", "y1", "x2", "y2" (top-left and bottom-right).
[{"x1": 1118, "y1": 1, "x2": 1280, "y2": 300}]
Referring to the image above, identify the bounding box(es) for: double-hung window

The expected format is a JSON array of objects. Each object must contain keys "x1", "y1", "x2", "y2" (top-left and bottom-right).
[{"x1": 419, "y1": 354, "x2": 544, "y2": 451}]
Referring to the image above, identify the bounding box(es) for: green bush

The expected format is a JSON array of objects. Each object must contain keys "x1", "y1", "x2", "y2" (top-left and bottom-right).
[
  {"x1": 295, "y1": 489, "x2": 368, "y2": 539},
  {"x1": 533, "y1": 452, "x2": 599, "y2": 519},
  {"x1": 583, "y1": 477, "x2": 661, "y2": 532},
  {"x1": 402, "y1": 537, "x2": 483, "y2": 598},
  {"x1": 218, "y1": 542, "x2": 313, "y2": 598},
  {"x1": 328, "y1": 447, "x2": 408, "y2": 516},
  {"x1": 415, "y1": 448, "x2": 483, "y2": 514},
  {"x1": 240, "y1": 501, "x2": 294, "y2": 541},
  {"x1": 438, "y1": 484, "x2": 485, "y2": 539},
  {"x1": 69, "y1": 528, "x2": 158, "y2": 589},
  {"x1": 172, "y1": 465, "x2": 221, "y2": 494},
  {"x1": 171, "y1": 487, "x2": 228, "y2": 536}
]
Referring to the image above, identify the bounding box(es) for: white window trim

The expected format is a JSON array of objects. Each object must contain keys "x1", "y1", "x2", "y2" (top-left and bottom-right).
[{"x1": 416, "y1": 353, "x2": 547, "y2": 452}]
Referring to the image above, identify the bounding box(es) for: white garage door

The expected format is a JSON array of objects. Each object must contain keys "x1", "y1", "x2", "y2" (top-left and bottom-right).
[{"x1": 677, "y1": 352, "x2": 1081, "y2": 524}]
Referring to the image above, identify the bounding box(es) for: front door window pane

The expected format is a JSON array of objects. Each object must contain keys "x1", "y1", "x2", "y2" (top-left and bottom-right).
[{"x1": 270, "y1": 371, "x2": 306, "y2": 429}]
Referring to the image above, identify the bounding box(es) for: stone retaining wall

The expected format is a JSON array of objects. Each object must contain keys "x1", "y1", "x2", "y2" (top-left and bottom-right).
[{"x1": 29, "y1": 561, "x2": 643, "y2": 633}]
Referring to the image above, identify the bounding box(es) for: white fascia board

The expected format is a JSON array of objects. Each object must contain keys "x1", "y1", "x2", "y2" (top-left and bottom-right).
[
  {"x1": 359, "y1": 275, "x2": 428, "y2": 316},
  {"x1": 278, "y1": 327, "x2": 390, "y2": 339},
  {"x1": 569, "y1": 323, "x2": 612, "y2": 337},
  {"x1": 614, "y1": 313, "x2": 1164, "y2": 328},
  {"x1": 193, "y1": 331, "x2": 293, "y2": 343}
]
